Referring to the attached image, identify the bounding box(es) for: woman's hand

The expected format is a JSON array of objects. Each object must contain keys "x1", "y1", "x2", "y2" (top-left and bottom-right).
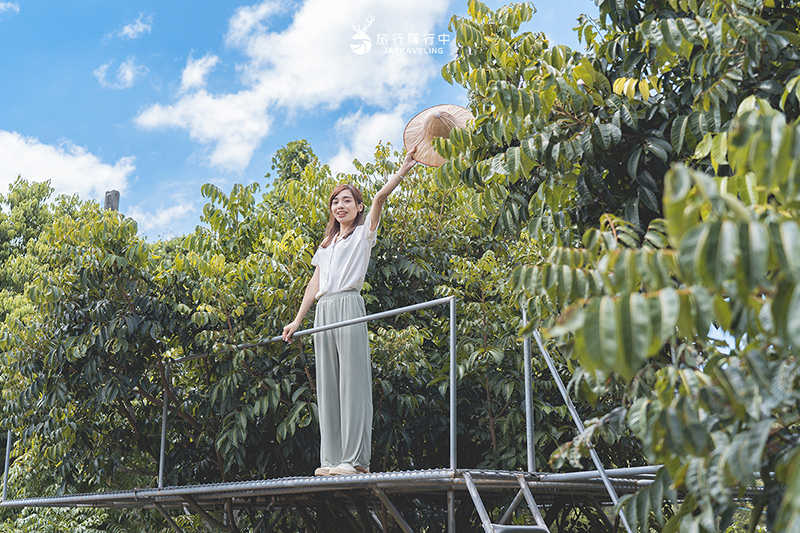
[
  {"x1": 400, "y1": 146, "x2": 418, "y2": 175},
  {"x1": 282, "y1": 320, "x2": 301, "y2": 342}
]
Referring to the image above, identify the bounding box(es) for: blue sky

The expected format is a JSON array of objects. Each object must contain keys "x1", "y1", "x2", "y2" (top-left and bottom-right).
[{"x1": 0, "y1": 0, "x2": 598, "y2": 239}]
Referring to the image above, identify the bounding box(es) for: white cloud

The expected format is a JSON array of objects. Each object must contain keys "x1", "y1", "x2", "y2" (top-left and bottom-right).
[
  {"x1": 127, "y1": 202, "x2": 195, "y2": 235},
  {"x1": 180, "y1": 54, "x2": 220, "y2": 93},
  {"x1": 119, "y1": 13, "x2": 153, "y2": 40},
  {"x1": 225, "y1": 1, "x2": 285, "y2": 46},
  {"x1": 0, "y1": 130, "x2": 134, "y2": 201},
  {"x1": 136, "y1": 89, "x2": 272, "y2": 172},
  {"x1": 117, "y1": 57, "x2": 148, "y2": 87},
  {"x1": 328, "y1": 108, "x2": 409, "y2": 174},
  {"x1": 0, "y1": 2, "x2": 19, "y2": 17},
  {"x1": 94, "y1": 56, "x2": 148, "y2": 89},
  {"x1": 136, "y1": 0, "x2": 451, "y2": 172}
]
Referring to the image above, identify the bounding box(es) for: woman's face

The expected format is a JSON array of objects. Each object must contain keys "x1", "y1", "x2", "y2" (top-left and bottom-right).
[{"x1": 330, "y1": 188, "x2": 363, "y2": 228}]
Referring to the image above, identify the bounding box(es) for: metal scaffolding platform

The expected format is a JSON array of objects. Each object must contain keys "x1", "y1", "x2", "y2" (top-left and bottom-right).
[
  {"x1": 1, "y1": 297, "x2": 670, "y2": 532},
  {"x1": 0, "y1": 467, "x2": 657, "y2": 510},
  {"x1": 1, "y1": 467, "x2": 660, "y2": 532}
]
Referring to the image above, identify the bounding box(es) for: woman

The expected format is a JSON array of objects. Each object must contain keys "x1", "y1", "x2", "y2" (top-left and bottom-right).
[{"x1": 282, "y1": 146, "x2": 417, "y2": 476}]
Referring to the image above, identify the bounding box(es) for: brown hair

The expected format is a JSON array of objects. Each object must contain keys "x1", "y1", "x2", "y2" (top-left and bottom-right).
[{"x1": 320, "y1": 184, "x2": 365, "y2": 248}]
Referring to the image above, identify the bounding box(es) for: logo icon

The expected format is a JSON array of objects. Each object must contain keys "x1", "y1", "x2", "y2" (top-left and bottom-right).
[{"x1": 350, "y1": 15, "x2": 374, "y2": 55}]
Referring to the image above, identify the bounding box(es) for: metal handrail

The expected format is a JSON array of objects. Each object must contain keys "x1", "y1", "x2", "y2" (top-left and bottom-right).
[
  {"x1": 0, "y1": 295, "x2": 654, "y2": 533},
  {"x1": 173, "y1": 296, "x2": 455, "y2": 363},
  {"x1": 533, "y1": 330, "x2": 634, "y2": 533},
  {"x1": 522, "y1": 308, "x2": 534, "y2": 473},
  {"x1": 158, "y1": 296, "x2": 458, "y2": 489},
  {"x1": 2, "y1": 431, "x2": 10, "y2": 501},
  {"x1": 537, "y1": 465, "x2": 662, "y2": 482},
  {"x1": 0, "y1": 295, "x2": 461, "y2": 530}
]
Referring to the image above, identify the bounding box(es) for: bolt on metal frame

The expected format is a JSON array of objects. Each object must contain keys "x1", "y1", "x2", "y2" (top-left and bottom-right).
[{"x1": 1, "y1": 296, "x2": 647, "y2": 532}]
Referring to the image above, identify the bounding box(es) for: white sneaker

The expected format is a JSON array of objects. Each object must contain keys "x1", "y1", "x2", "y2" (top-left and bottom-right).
[
  {"x1": 329, "y1": 463, "x2": 370, "y2": 476},
  {"x1": 314, "y1": 466, "x2": 331, "y2": 476}
]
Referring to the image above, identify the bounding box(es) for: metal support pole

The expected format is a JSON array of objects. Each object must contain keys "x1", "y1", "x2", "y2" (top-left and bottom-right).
[
  {"x1": 374, "y1": 489, "x2": 414, "y2": 533},
  {"x1": 538, "y1": 465, "x2": 662, "y2": 482},
  {"x1": 463, "y1": 472, "x2": 493, "y2": 533},
  {"x1": 517, "y1": 475, "x2": 547, "y2": 528},
  {"x1": 2, "y1": 430, "x2": 11, "y2": 501},
  {"x1": 155, "y1": 502, "x2": 185, "y2": 533},
  {"x1": 498, "y1": 489, "x2": 525, "y2": 525},
  {"x1": 182, "y1": 494, "x2": 224, "y2": 530},
  {"x1": 450, "y1": 297, "x2": 457, "y2": 472},
  {"x1": 522, "y1": 308, "x2": 535, "y2": 473},
  {"x1": 448, "y1": 489, "x2": 456, "y2": 533},
  {"x1": 159, "y1": 364, "x2": 170, "y2": 489},
  {"x1": 448, "y1": 297, "x2": 457, "y2": 533},
  {"x1": 533, "y1": 331, "x2": 633, "y2": 533}
]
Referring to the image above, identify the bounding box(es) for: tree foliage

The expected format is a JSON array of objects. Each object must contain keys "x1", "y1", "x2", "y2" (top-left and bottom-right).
[
  {"x1": 4, "y1": 1, "x2": 799, "y2": 531},
  {"x1": 0, "y1": 144, "x2": 589, "y2": 531},
  {"x1": 443, "y1": 0, "x2": 800, "y2": 531}
]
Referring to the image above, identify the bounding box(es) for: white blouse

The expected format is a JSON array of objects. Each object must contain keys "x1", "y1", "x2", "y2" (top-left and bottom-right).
[{"x1": 311, "y1": 216, "x2": 378, "y2": 299}]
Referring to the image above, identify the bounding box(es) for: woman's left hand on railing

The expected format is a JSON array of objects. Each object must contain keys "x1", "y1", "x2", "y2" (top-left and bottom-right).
[{"x1": 282, "y1": 320, "x2": 301, "y2": 342}]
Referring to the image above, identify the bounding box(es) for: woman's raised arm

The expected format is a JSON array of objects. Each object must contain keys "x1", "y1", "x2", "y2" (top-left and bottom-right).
[{"x1": 369, "y1": 146, "x2": 417, "y2": 231}]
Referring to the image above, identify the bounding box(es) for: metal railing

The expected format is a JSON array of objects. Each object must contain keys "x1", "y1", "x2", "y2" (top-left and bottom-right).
[
  {"x1": 161, "y1": 295, "x2": 459, "y2": 488},
  {"x1": 1, "y1": 297, "x2": 458, "y2": 497},
  {"x1": 530, "y1": 328, "x2": 633, "y2": 533},
  {"x1": 1, "y1": 295, "x2": 638, "y2": 533}
]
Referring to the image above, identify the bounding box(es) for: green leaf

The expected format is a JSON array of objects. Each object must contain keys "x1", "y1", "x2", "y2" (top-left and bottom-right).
[
  {"x1": 678, "y1": 225, "x2": 707, "y2": 285},
  {"x1": 650, "y1": 288, "x2": 680, "y2": 350},
  {"x1": 620, "y1": 103, "x2": 638, "y2": 130},
  {"x1": 506, "y1": 146, "x2": 523, "y2": 179},
  {"x1": 593, "y1": 123, "x2": 622, "y2": 150},
  {"x1": 773, "y1": 221, "x2": 800, "y2": 282},
  {"x1": 784, "y1": 283, "x2": 800, "y2": 348},
  {"x1": 628, "y1": 147, "x2": 642, "y2": 180},
  {"x1": 710, "y1": 219, "x2": 738, "y2": 287},
  {"x1": 645, "y1": 138, "x2": 670, "y2": 164},
  {"x1": 694, "y1": 133, "x2": 713, "y2": 159},
  {"x1": 721, "y1": 418, "x2": 772, "y2": 487},
  {"x1": 660, "y1": 19, "x2": 681, "y2": 53},
  {"x1": 710, "y1": 132, "x2": 728, "y2": 173},
  {"x1": 623, "y1": 293, "x2": 652, "y2": 373},
  {"x1": 773, "y1": 448, "x2": 800, "y2": 532},
  {"x1": 688, "y1": 112, "x2": 709, "y2": 141},
  {"x1": 638, "y1": 185, "x2": 660, "y2": 212},
  {"x1": 739, "y1": 221, "x2": 769, "y2": 292},
  {"x1": 671, "y1": 115, "x2": 689, "y2": 153}
]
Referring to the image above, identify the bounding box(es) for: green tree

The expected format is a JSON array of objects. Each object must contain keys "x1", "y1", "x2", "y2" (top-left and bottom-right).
[
  {"x1": 267, "y1": 139, "x2": 318, "y2": 182},
  {"x1": 0, "y1": 177, "x2": 81, "y2": 316},
  {"x1": 443, "y1": 0, "x2": 800, "y2": 531},
  {"x1": 0, "y1": 179, "x2": 159, "y2": 532},
  {"x1": 0, "y1": 141, "x2": 586, "y2": 531}
]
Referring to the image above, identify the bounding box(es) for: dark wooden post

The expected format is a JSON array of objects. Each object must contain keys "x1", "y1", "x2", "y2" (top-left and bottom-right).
[{"x1": 104, "y1": 190, "x2": 120, "y2": 211}]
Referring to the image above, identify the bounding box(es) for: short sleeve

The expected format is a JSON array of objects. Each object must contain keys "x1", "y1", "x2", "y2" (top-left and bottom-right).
[
  {"x1": 365, "y1": 225, "x2": 378, "y2": 246},
  {"x1": 365, "y1": 208, "x2": 379, "y2": 246},
  {"x1": 311, "y1": 247, "x2": 321, "y2": 266}
]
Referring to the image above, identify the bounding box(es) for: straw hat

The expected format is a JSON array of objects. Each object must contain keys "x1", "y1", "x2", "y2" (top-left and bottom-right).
[{"x1": 403, "y1": 104, "x2": 474, "y2": 167}]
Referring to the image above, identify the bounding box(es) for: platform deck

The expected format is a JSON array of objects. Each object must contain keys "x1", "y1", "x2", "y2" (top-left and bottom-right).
[{"x1": 0, "y1": 468, "x2": 655, "y2": 511}]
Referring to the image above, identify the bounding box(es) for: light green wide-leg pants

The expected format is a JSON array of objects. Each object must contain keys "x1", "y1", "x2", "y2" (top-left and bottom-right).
[{"x1": 313, "y1": 290, "x2": 372, "y2": 470}]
